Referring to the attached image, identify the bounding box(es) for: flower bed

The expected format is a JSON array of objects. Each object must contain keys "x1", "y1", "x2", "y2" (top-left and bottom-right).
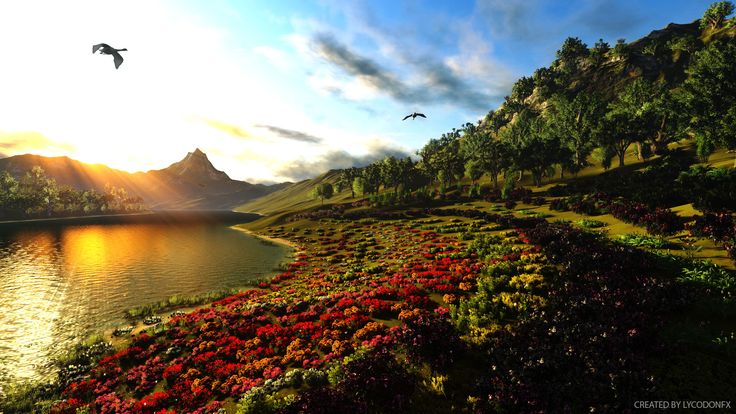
[{"x1": 550, "y1": 193, "x2": 683, "y2": 235}]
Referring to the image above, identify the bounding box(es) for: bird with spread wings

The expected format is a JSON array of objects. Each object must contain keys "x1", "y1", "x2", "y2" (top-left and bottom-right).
[
  {"x1": 402, "y1": 112, "x2": 427, "y2": 120},
  {"x1": 93, "y1": 43, "x2": 127, "y2": 69}
]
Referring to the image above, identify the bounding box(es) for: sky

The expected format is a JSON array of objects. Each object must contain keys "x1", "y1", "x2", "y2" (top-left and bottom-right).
[{"x1": 0, "y1": 0, "x2": 714, "y2": 183}]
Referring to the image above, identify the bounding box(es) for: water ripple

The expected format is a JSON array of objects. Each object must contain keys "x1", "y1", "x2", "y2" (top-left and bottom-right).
[{"x1": 0, "y1": 222, "x2": 289, "y2": 384}]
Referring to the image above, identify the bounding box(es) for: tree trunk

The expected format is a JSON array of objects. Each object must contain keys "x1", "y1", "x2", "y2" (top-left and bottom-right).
[
  {"x1": 491, "y1": 173, "x2": 498, "y2": 190},
  {"x1": 618, "y1": 151, "x2": 626, "y2": 167},
  {"x1": 517, "y1": 170, "x2": 523, "y2": 182},
  {"x1": 636, "y1": 142, "x2": 643, "y2": 160}
]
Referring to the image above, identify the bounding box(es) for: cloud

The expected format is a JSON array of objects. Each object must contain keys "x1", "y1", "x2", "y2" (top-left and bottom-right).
[
  {"x1": 475, "y1": 0, "x2": 542, "y2": 40},
  {"x1": 202, "y1": 119, "x2": 252, "y2": 139},
  {"x1": 254, "y1": 125, "x2": 323, "y2": 143},
  {"x1": 0, "y1": 131, "x2": 76, "y2": 156},
  {"x1": 572, "y1": 0, "x2": 647, "y2": 37},
  {"x1": 200, "y1": 119, "x2": 322, "y2": 144},
  {"x1": 310, "y1": 34, "x2": 498, "y2": 111},
  {"x1": 311, "y1": 33, "x2": 421, "y2": 103},
  {"x1": 253, "y1": 45, "x2": 291, "y2": 71},
  {"x1": 275, "y1": 141, "x2": 410, "y2": 181}
]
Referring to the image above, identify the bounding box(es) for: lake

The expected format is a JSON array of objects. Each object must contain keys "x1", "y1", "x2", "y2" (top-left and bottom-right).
[{"x1": 0, "y1": 215, "x2": 291, "y2": 385}]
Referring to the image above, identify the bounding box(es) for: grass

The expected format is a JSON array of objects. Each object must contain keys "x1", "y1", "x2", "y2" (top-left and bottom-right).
[
  {"x1": 124, "y1": 287, "x2": 245, "y2": 319},
  {"x1": 617, "y1": 233, "x2": 672, "y2": 249},
  {"x1": 575, "y1": 219, "x2": 607, "y2": 229}
]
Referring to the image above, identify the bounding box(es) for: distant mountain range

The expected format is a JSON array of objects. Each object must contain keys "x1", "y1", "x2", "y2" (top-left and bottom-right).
[{"x1": 0, "y1": 149, "x2": 291, "y2": 210}]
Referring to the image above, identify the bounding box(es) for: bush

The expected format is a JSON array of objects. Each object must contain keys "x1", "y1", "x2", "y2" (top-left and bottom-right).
[{"x1": 677, "y1": 166, "x2": 736, "y2": 212}]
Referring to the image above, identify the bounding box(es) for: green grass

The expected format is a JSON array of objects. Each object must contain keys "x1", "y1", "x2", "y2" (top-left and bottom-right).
[
  {"x1": 617, "y1": 233, "x2": 672, "y2": 249},
  {"x1": 575, "y1": 219, "x2": 607, "y2": 229},
  {"x1": 124, "y1": 288, "x2": 246, "y2": 319}
]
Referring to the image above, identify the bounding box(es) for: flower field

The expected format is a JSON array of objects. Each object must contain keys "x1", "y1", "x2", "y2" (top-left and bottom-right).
[{"x1": 34, "y1": 203, "x2": 736, "y2": 413}]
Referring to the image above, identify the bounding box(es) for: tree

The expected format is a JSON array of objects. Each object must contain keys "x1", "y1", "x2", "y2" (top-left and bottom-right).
[
  {"x1": 18, "y1": 166, "x2": 59, "y2": 216},
  {"x1": 589, "y1": 39, "x2": 610, "y2": 66},
  {"x1": 313, "y1": 182, "x2": 334, "y2": 205},
  {"x1": 700, "y1": 1, "x2": 734, "y2": 29},
  {"x1": 461, "y1": 121, "x2": 509, "y2": 189},
  {"x1": 502, "y1": 111, "x2": 559, "y2": 186},
  {"x1": 532, "y1": 66, "x2": 557, "y2": 99},
  {"x1": 380, "y1": 156, "x2": 402, "y2": 194},
  {"x1": 555, "y1": 37, "x2": 588, "y2": 73},
  {"x1": 643, "y1": 86, "x2": 689, "y2": 154},
  {"x1": 556, "y1": 37, "x2": 589, "y2": 62},
  {"x1": 510, "y1": 76, "x2": 535, "y2": 103},
  {"x1": 395, "y1": 157, "x2": 416, "y2": 193},
  {"x1": 611, "y1": 38, "x2": 630, "y2": 60},
  {"x1": 601, "y1": 79, "x2": 658, "y2": 167},
  {"x1": 0, "y1": 171, "x2": 19, "y2": 217},
  {"x1": 360, "y1": 164, "x2": 382, "y2": 195},
  {"x1": 464, "y1": 159, "x2": 483, "y2": 185},
  {"x1": 418, "y1": 130, "x2": 464, "y2": 190},
  {"x1": 683, "y1": 40, "x2": 736, "y2": 163},
  {"x1": 337, "y1": 167, "x2": 360, "y2": 198},
  {"x1": 546, "y1": 93, "x2": 605, "y2": 176}
]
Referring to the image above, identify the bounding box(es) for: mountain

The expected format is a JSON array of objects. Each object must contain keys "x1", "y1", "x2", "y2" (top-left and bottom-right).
[
  {"x1": 510, "y1": 20, "x2": 735, "y2": 115},
  {"x1": 0, "y1": 149, "x2": 292, "y2": 210}
]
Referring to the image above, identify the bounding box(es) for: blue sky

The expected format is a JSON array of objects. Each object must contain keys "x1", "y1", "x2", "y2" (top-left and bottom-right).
[{"x1": 0, "y1": 0, "x2": 714, "y2": 183}]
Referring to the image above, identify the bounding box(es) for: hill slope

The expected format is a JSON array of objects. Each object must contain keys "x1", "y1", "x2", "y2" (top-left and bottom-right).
[{"x1": 236, "y1": 170, "x2": 345, "y2": 216}]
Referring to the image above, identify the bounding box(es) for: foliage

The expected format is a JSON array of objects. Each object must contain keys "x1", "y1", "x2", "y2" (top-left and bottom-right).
[
  {"x1": 700, "y1": 1, "x2": 734, "y2": 29},
  {"x1": 683, "y1": 40, "x2": 736, "y2": 161},
  {"x1": 617, "y1": 233, "x2": 671, "y2": 249},
  {"x1": 313, "y1": 182, "x2": 334, "y2": 205},
  {"x1": 677, "y1": 165, "x2": 736, "y2": 211},
  {"x1": 0, "y1": 166, "x2": 146, "y2": 219},
  {"x1": 575, "y1": 219, "x2": 607, "y2": 229}
]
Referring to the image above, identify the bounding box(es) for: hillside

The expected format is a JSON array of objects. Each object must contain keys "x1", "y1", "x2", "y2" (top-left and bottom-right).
[
  {"x1": 0, "y1": 149, "x2": 289, "y2": 210},
  {"x1": 236, "y1": 170, "x2": 344, "y2": 218}
]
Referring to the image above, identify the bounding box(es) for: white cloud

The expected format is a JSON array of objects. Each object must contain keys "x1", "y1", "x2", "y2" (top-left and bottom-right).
[{"x1": 253, "y1": 45, "x2": 291, "y2": 71}]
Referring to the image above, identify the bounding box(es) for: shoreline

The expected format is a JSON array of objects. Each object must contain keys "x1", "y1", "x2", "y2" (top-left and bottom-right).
[
  {"x1": 231, "y1": 224, "x2": 303, "y2": 254},
  {"x1": 0, "y1": 210, "x2": 263, "y2": 228}
]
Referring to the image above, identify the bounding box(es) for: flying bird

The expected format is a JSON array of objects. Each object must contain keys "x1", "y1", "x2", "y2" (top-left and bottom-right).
[
  {"x1": 92, "y1": 43, "x2": 127, "y2": 69},
  {"x1": 402, "y1": 112, "x2": 426, "y2": 121}
]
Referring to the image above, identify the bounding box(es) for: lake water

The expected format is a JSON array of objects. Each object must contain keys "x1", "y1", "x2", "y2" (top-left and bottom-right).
[{"x1": 0, "y1": 220, "x2": 290, "y2": 385}]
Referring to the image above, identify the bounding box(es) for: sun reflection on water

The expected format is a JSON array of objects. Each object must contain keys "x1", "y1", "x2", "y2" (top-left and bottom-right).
[{"x1": 0, "y1": 222, "x2": 289, "y2": 386}]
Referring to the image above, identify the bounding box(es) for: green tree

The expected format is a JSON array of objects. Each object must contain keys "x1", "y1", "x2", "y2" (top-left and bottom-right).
[
  {"x1": 395, "y1": 157, "x2": 416, "y2": 193},
  {"x1": 510, "y1": 76, "x2": 535, "y2": 103},
  {"x1": 0, "y1": 171, "x2": 20, "y2": 217},
  {"x1": 461, "y1": 121, "x2": 509, "y2": 189},
  {"x1": 532, "y1": 66, "x2": 557, "y2": 99},
  {"x1": 313, "y1": 182, "x2": 334, "y2": 205},
  {"x1": 683, "y1": 40, "x2": 736, "y2": 163},
  {"x1": 700, "y1": 1, "x2": 734, "y2": 29},
  {"x1": 601, "y1": 79, "x2": 658, "y2": 167},
  {"x1": 337, "y1": 167, "x2": 360, "y2": 198},
  {"x1": 464, "y1": 159, "x2": 483, "y2": 185},
  {"x1": 546, "y1": 93, "x2": 605, "y2": 176},
  {"x1": 644, "y1": 86, "x2": 689, "y2": 154},
  {"x1": 589, "y1": 39, "x2": 610, "y2": 66},
  {"x1": 360, "y1": 164, "x2": 382, "y2": 195},
  {"x1": 18, "y1": 166, "x2": 59, "y2": 216},
  {"x1": 611, "y1": 38, "x2": 630, "y2": 60},
  {"x1": 380, "y1": 156, "x2": 402, "y2": 194},
  {"x1": 555, "y1": 37, "x2": 589, "y2": 73},
  {"x1": 503, "y1": 111, "x2": 559, "y2": 186}
]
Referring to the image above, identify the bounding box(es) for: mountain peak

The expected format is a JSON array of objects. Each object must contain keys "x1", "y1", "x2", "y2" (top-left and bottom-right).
[{"x1": 164, "y1": 149, "x2": 230, "y2": 182}]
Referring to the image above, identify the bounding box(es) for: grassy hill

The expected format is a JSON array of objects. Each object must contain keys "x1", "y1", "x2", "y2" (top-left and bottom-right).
[{"x1": 235, "y1": 170, "x2": 351, "y2": 227}]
